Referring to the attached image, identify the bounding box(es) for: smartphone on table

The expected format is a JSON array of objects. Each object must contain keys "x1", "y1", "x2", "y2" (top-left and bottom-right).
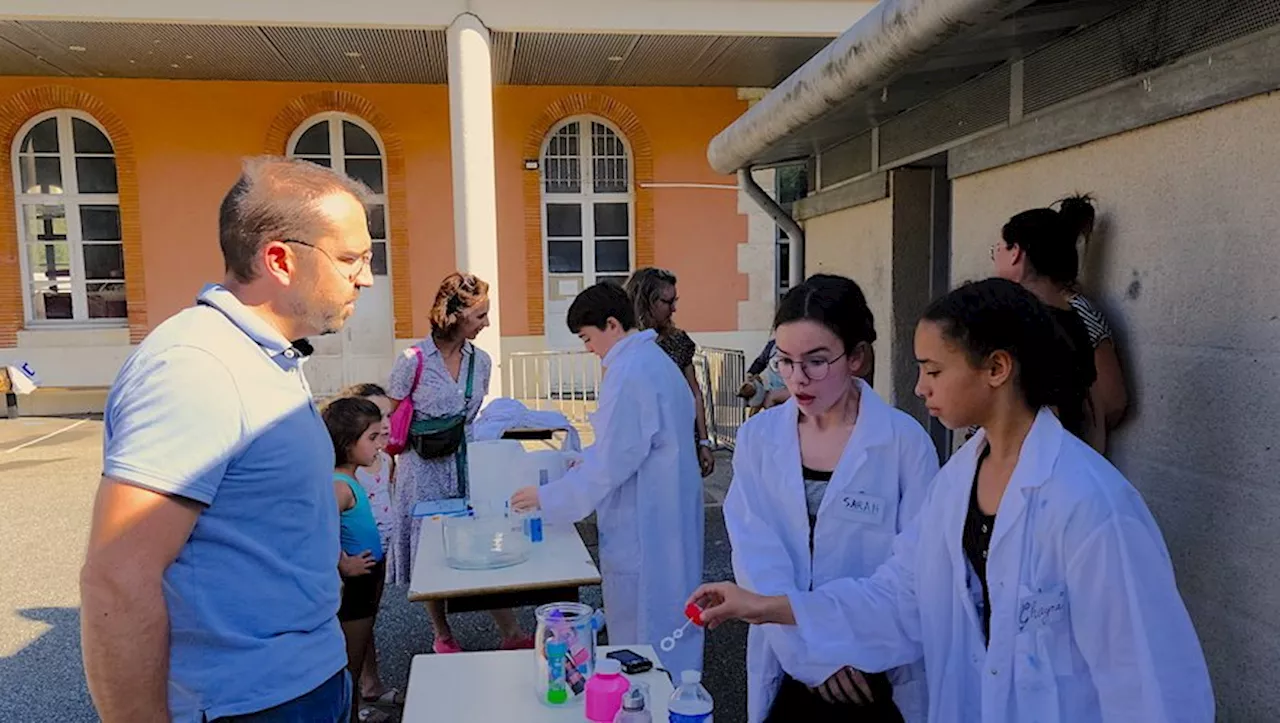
[{"x1": 606, "y1": 648, "x2": 653, "y2": 674}]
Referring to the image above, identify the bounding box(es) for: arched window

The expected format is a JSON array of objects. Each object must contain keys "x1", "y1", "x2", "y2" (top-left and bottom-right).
[
  {"x1": 287, "y1": 113, "x2": 388, "y2": 276},
  {"x1": 541, "y1": 118, "x2": 633, "y2": 289},
  {"x1": 14, "y1": 110, "x2": 123, "y2": 323}
]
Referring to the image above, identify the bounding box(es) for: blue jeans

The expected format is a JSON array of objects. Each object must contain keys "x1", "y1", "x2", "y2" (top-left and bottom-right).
[{"x1": 210, "y1": 670, "x2": 351, "y2": 723}]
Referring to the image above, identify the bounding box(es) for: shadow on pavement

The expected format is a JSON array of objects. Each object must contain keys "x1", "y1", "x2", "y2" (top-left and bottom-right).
[{"x1": 0, "y1": 607, "x2": 94, "y2": 723}]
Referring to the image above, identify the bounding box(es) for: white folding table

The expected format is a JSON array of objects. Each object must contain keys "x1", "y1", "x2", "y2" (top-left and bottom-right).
[
  {"x1": 408, "y1": 518, "x2": 601, "y2": 613},
  {"x1": 402, "y1": 645, "x2": 673, "y2": 722}
]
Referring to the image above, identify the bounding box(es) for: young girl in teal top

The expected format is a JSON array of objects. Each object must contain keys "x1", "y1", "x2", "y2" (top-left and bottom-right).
[{"x1": 323, "y1": 396, "x2": 393, "y2": 723}]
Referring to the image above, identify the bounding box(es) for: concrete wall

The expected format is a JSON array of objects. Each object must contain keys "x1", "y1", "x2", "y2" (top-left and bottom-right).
[
  {"x1": 737, "y1": 167, "x2": 779, "y2": 334},
  {"x1": 802, "y1": 198, "x2": 894, "y2": 398},
  {"x1": 951, "y1": 91, "x2": 1280, "y2": 719},
  {"x1": 887, "y1": 169, "x2": 936, "y2": 425},
  {"x1": 495, "y1": 85, "x2": 750, "y2": 337}
]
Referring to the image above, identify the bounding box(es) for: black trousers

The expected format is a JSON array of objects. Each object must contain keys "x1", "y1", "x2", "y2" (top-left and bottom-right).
[{"x1": 764, "y1": 672, "x2": 904, "y2": 723}]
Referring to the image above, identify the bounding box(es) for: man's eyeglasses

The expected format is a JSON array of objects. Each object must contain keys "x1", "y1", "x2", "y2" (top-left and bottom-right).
[{"x1": 284, "y1": 239, "x2": 372, "y2": 282}]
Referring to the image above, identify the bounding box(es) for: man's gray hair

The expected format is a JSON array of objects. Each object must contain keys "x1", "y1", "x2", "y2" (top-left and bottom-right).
[{"x1": 218, "y1": 156, "x2": 373, "y2": 282}]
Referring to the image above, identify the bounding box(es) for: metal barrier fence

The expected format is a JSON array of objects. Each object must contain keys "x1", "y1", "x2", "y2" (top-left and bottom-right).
[
  {"x1": 507, "y1": 350, "x2": 602, "y2": 423},
  {"x1": 508, "y1": 345, "x2": 748, "y2": 449},
  {"x1": 694, "y1": 346, "x2": 748, "y2": 451}
]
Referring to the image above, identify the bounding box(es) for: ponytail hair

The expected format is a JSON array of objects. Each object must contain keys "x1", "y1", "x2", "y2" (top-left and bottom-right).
[
  {"x1": 922, "y1": 278, "x2": 1088, "y2": 436},
  {"x1": 1056, "y1": 193, "x2": 1096, "y2": 244},
  {"x1": 1001, "y1": 193, "x2": 1096, "y2": 287},
  {"x1": 774, "y1": 273, "x2": 877, "y2": 352}
]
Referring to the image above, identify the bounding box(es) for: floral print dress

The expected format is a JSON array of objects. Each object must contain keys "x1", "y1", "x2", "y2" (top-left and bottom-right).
[{"x1": 385, "y1": 336, "x2": 491, "y2": 585}]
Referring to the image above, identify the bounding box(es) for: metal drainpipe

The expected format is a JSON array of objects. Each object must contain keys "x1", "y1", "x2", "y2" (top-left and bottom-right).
[
  {"x1": 708, "y1": 0, "x2": 1035, "y2": 174},
  {"x1": 739, "y1": 168, "x2": 804, "y2": 288}
]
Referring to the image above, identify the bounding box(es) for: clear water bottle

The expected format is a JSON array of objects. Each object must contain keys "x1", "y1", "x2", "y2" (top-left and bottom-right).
[
  {"x1": 667, "y1": 670, "x2": 713, "y2": 723},
  {"x1": 615, "y1": 682, "x2": 652, "y2": 722}
]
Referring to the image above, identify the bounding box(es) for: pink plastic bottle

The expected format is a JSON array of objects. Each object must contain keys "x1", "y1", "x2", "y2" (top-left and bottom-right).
[{"x1": 584, "y1": 658, "x2": 630, "y2": 722}]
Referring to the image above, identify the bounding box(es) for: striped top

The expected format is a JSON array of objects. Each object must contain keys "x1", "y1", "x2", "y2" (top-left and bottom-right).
[{"x1": 1068, "y1": 293, "x2": 1114, "y2": 348}]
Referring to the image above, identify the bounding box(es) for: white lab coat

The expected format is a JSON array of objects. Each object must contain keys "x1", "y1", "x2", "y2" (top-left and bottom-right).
[
  {"x1": 726, "y1": 380, "x2": 937, "y2": 723},
  {"x1": 538, "y1": 330, "x2": 705, "y2": 675},
  {"x1": 472, "y1": 397, "x2": 583, "y2": 451},
  {"x1": 788, "y1": 409, "x2": 1214, "y2": 723}
]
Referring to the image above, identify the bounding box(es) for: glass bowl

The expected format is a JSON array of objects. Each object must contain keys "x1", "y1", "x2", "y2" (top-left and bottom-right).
[{"x1": 441, "y1": 514, "x2": 531, "y2": 570}]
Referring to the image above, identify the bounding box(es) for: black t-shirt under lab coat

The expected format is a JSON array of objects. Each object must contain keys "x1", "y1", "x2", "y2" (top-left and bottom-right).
[
  {"x1": 963, "y1": 447, "x2": 997, "y2": 643},
  {"x1": 764, "y1": 467, "x2": 905, "y2": 723}
]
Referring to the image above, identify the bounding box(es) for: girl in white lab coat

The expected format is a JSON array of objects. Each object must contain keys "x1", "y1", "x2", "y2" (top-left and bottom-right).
[
  {"x1": 727, "y1": 274, "x2": 937, "y2": 723},
  {"x1": 691, "y1": 278, "x2": 1214, "y2": 723}
]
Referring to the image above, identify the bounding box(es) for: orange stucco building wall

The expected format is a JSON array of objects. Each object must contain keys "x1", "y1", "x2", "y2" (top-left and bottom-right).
[
  {"x1": 495, "y1": 86, "x2": 748, "y2": 336},
  {"x1": 0, "y1": 76, "x2": 746, "y2": 342}
]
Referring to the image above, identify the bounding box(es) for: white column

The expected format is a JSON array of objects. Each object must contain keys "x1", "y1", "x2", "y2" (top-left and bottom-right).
[{"x1": 447, "y1": 12, "x2": 504, "y2": 393}]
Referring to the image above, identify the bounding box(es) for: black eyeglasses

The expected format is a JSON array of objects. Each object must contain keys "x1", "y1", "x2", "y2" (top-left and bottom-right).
[
  {"x1": 284, "y1": 239, "x2": 372, "y2": 282},
  {"x1": 770, "y1": 352, "x2": 847, "y2": 381}
]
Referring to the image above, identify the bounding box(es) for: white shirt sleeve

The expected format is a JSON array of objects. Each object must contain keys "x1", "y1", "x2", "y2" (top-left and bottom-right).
[
  {"x1": 1064, "y1": 503, "x2": 1215, "y2": 721},
  {"x1": 788, "y1": 510, "x2": 929, "y2": 674},
  {"x1": 537, "y1": 376, "x2": 658, "y2": 524}
]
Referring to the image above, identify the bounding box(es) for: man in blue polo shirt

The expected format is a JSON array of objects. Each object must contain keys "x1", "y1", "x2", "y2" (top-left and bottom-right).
[{"x1": 80, "y1": 157, "x2": 374, "y2": 723}]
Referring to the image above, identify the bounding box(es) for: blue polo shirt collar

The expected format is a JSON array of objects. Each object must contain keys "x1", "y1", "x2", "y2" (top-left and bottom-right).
[{"x1": 196, "y1": 284, "x2": 312, "y2": 363}]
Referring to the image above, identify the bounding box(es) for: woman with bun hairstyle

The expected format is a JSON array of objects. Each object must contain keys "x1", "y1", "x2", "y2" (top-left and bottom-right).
[{"x1": 993, "y1": 195, "x2": 1127, "y2": 452}]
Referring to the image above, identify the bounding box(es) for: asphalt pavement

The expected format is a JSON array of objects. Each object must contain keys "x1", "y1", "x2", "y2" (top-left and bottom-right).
[{"x1": 0, "y1": 417, "x2": 748, "y2": 722}]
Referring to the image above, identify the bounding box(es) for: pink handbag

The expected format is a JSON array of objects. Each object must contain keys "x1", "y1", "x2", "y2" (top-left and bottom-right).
[{"x1": 384, "y1": 346, "x2": 423, "y2": 456}]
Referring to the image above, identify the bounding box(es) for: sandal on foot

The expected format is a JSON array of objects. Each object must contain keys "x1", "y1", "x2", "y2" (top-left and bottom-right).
[
  {"x1": 433, "y1": 636, "x2": 464, "y2": 654},
  {"x1": 358, "y1": 706, "x2": 391, "y2": 723},
  {"x1": 363, "y1": 688, "x2": 404, "y2": 707}
]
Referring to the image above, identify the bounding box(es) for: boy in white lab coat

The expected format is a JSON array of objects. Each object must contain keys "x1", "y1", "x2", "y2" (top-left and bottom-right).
[
  {"x1": 688, "y1": 278, "x2": 1214, "y2": 723},
  {"x1": 511, "y1": 282, "x2": 705, "y2": 674}
]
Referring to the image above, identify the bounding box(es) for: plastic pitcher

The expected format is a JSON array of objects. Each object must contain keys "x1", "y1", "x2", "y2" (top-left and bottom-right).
[{"x1": 535, "y1": 602, "x2": 605, "y2": 705}]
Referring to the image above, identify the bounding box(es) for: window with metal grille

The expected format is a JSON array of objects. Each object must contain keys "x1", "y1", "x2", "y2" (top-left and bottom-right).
[{"x1": 540, "y1": 117, "x2": 634, "y2": 288}]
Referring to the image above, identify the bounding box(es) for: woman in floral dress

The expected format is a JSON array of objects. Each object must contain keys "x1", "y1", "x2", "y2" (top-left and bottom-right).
[{"x1": 386, "y1": 272, "x2": 532, "y2": 653}]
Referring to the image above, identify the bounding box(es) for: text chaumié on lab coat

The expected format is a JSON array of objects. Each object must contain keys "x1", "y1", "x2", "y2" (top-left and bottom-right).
[{"x1": 782, "y1": 409, "x2": 1214, "y2": 723}]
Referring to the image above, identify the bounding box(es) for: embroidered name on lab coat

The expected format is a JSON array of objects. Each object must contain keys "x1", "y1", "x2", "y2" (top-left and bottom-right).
[
  {"x1": 837, "y1": 493, "x2": 886, "y2": 525},
  {"x1": 1018, "y1": 586, "x2": 1068, "y2": 633}
]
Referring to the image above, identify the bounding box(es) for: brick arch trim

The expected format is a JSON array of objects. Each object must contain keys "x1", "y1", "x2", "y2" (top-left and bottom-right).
[
  {"x1": 265, "y1": 90, "x2": 413, "y2": 339},
  {"x1": 0, "y1": 86, "x2": 146, "y2": 345},
  {"x1": 522, "y1": 93, "x2": 654, "y2": 335}
]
